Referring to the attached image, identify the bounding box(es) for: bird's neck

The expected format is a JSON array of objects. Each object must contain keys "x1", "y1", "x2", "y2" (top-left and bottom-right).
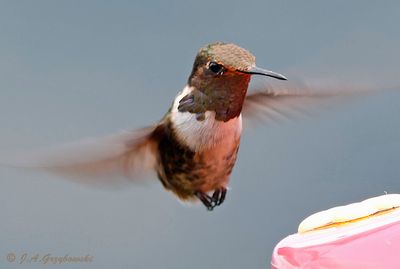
[
  {"x1": 169, "y1": 85, "x2": 243, "y2": 151},
  {"x1": 184, "y1": 75, "x2": 251, "y2": 122},
  {"x1": 176, "y1": 84, "x2": 248, "y2": 122}
]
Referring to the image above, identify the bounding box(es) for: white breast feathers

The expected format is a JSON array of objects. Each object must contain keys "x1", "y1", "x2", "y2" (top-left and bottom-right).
[{"x1": 170, "y1": 86, "x2": 242, "y2": 151}]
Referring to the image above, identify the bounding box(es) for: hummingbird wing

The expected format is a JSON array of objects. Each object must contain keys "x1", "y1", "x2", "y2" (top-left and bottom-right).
[
  {"x1": 1, "y1": 125, "x2": 163, "y2": 186},
  {"x1": 242, "y1": 79, "x2": 381, "y2": 123}
]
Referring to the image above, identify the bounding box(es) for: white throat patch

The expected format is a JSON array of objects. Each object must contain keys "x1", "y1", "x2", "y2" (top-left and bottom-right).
[{"x1": 170, "y1": 86, "x2": 242, "y2": 151}]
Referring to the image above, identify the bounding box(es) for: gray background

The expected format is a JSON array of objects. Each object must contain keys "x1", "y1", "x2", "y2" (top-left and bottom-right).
[{"x1": 1, "y1": 1, "x2": 400, "y2": 268}]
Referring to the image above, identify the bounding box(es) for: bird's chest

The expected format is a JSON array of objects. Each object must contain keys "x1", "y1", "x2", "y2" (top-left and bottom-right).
[
  {"x1": 169, "y1": 85, "x2": 243, "y2": 151},
  {"x1": 170, "y1": 110, "x2": 242, "y2": 151},
  {"x1": 158, "y1": 111, "x2": 242, "y2": 196}
]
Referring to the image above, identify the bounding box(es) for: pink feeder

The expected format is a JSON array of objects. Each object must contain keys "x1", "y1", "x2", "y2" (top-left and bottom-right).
[{"x1": 271, "y1": 194, "x2": 400, "y2": 269}]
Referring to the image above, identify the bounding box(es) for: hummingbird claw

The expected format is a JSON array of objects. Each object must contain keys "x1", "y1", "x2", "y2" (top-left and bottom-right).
[
  {"x1": 196, "y1": 188, "x2": 227, "y2": 211},
  {"x1": 212, "y1": 188, "x2": 227, "y2": 206},
  {"x1": 211, "y1": 189, "x2": 221, "y2": 205},
  {"x1": 195, "y1": 191, "x2": 214, "y2": 210},
  {"x1": 216, "y1": 188, "x2": 227, "y2": 206}
]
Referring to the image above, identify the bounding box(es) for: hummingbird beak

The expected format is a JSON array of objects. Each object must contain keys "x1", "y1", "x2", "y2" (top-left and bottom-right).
[{"x1": 239, "y1": 66, "x2": 287, "y2": 80}]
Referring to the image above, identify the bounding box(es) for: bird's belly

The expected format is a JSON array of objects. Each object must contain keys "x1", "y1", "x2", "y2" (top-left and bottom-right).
[
  {"x1": 157, "y1": 118, "x2": 241, "y2": 200},
  {"x1": 193, "y1": 136, "x2": 240, "y2": 192}
]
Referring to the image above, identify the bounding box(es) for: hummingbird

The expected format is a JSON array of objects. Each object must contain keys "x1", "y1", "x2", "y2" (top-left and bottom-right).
[
  {"x1": 1, "y1": 42, "x2": 379, "y2": 210},
  {"x1": 153, "y1": 42, "x2": 287, "y2": 210}
]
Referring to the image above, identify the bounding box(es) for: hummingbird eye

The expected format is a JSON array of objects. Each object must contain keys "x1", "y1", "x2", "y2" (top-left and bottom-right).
[{"x1": 208, "y1": 62, "x2": 224, "y2": 75}]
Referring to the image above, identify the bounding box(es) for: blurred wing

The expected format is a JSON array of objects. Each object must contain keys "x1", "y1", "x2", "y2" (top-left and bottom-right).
[
  {"x1": 1, "y1": 125, "x2": 164, "y2": 186},
  {"x1": 243, "y1": 79, "x2": 379, "y2": 123}
]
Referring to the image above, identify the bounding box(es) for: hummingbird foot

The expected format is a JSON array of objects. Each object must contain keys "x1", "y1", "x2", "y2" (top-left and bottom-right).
[
  {"x1": 211, "y1": 187, "x2": 227, "y2": 206},
  {"x1": 195, "y1": 191, "x2": 214, "y2": 211},
  {"x1": 195, "y1": 188, "x2": 227, "y2": 211}
]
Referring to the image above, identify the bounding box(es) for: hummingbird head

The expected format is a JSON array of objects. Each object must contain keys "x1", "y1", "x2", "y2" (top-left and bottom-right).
[{"x1": 185, "y1": 42, "x2": 286, "y2": 121}]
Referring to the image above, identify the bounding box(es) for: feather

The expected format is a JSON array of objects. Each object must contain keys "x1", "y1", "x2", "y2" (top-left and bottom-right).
[
  {"x1": 0, "y1": 126, "x2": 162, "y2": 186},
  {"x1": 242, "y1": 78, "x2": 394, "y2": 124}
]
